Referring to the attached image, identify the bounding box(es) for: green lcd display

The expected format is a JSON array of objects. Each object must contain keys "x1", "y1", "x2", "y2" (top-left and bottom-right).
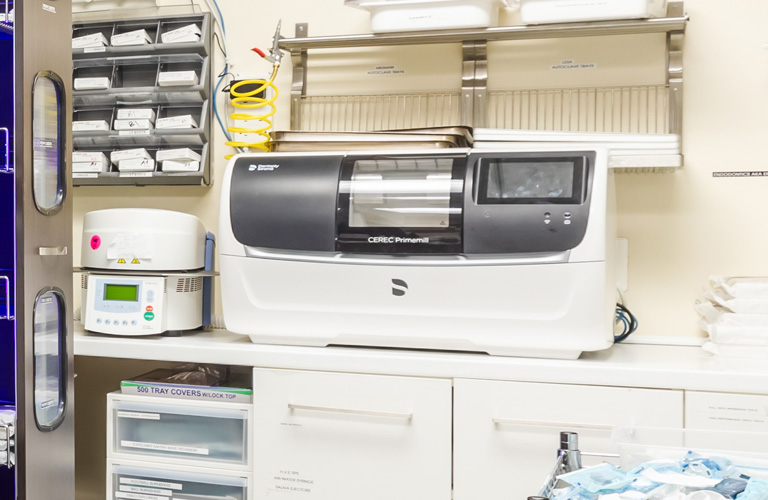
[{"x1": 103, "y1": 284, "x2": 138, "y2": 302}]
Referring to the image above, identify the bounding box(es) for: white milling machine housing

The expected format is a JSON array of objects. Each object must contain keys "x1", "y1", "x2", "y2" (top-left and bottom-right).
[{"x1": 219, "y1": 148, "x2": 616, "y2": 358}]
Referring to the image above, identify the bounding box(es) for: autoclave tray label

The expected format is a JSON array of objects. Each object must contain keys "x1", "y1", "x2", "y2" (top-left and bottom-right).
[
  {"x1": 119, "y1": 484, "x2": 173, "y2": 496},
  {"x1": 115, "y1": 491, "x2": 168, "y2": 500},
  {"x1": 117, "y1": 411, "x2": 160, "y2": 420},
  {"x1": 121, "y1": 440, "x2": 210, "y2": 455},
  {"x1": 120, "y1": 478, "x2": 182, "y2": 491}
]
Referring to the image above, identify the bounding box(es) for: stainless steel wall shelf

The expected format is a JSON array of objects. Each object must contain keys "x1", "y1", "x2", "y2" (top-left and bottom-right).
[{"x1": 279, "y1": 2, "x2": 688, "y2": 170}]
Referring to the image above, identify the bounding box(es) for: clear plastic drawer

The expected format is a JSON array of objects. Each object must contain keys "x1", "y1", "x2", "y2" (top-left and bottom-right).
[
  {"x1": 107, "y1": 393, "x2": 251, "y2": 469},
  {"x1": 108, "y1": 459, "x2": 251, "y2": 500}
]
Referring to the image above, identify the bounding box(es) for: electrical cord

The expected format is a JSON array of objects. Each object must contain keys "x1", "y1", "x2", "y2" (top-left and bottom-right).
[{"x1": 614, "y1": 302, "x2": 638, "y2": 343}]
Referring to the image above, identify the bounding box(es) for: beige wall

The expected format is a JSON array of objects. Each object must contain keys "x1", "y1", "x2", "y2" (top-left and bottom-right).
[{"x1": 72, "y1": 0, "x2": 768, "y2": 342}]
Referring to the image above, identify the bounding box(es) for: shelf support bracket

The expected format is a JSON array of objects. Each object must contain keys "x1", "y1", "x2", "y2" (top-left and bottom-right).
[
  {"x1": 666, "y1": 2, "x2": 684, "y2": 143},
  {"x1": 461, "y1": 41, "x2": 488, "y2": 129},
  {"x1": 290, "y1": 23, "x2": 309, "y2": 131}
]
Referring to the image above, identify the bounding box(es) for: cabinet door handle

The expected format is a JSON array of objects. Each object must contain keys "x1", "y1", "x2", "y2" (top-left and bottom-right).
[
  {"x1": 38, "y1": 246, "x2": 67, "y2": 256},
  {"x1": 492, "y1": 418, "x2": 612, "y2": 431},
  {"x1": 288, "y1": 403, "x2": 413, "y2": 421}
]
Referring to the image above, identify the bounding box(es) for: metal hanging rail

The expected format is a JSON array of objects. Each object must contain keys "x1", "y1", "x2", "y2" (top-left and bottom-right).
[{"x1": 278, "y1": 15, "x2": 688, "y2": 50}]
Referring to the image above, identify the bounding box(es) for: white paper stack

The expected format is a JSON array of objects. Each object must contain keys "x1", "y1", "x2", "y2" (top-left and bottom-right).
[
  {"x1": 72, "y1": 151, "x2": 110, "y2": 173},
  {"x1": 72, "y1": 32, "x2": 109, "y2": 49},
  {"x1": 111, "y1": 148, "x2": 155, "y2": 172},
  {"x1": 156, "y1": 114, "x2": 198, "y2": 129},
  {"x1": 74, "y1": 77, "x2": 111, "y2": 91},
  {"x1": 158, "y1": 71, "x2": 199, "y2": 87},
  {"x1": 161, "y1": 24, "x2": 202, "y2": 44},
  {"x1": 696, "y1": 275, "x2": 768, "y2": 358},
  {"x1": 114, "y1": 109, "x2": 155, "y2": 134},
  {"x1": 73, "y1": 120, "x2": 110, "y2": 132},
  {"x1": 111, "y1": 29, "x2": 153, "y2": 47},
  {"x1": 157, "y1": 148, "x2": 202, "y2": 172}
]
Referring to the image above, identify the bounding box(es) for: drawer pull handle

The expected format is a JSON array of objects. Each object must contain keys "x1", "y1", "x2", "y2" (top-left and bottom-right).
[
  {"x1": 38, "y1": 246, "x2": 67, "y2": 256},
  {"x1": 288, "y1": 403, "x2": 413, "y2": 421},
  {"x1": 492, "y1": 418, "x2": 611, "y2": 431}
]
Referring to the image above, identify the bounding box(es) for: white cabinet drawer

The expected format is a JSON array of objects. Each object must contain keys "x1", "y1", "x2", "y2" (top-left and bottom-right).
[
  {"x1": 453, "y1": 379, "x2": 683, "y2": 500},
  {"x1": 686, "y1": 391, "x2": 768, "y2": 431},
  {"x1": 107, "y1": 393, "x2": 251, "y2": 470},
  {"x1": 108, "y1": 459, "x2": 251, "y2": 500},
  {"x1": 252, "y1": 368, "x2": 452, "y2": 500}
]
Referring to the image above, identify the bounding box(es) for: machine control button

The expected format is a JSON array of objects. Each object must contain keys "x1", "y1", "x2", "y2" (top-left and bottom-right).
[
  {"x1": 564, "y1": 212, "x2": 572, "y2": 219},
  {"x1": 544, "y1": 212, "x2": 552, "y2": 224},
  {"x1": 144, "y1": 312, "x2": 155, "y2": 321},
  {"x1": 122, "y1": 320, "x2": 129, "y2": 326},
  {"x1": 104, "y1": 319, "x2": 111, "y2": 325},
  {"x1": 96, "y1": 318, "x2": 102, "y2": 324},
  {"x1": 131, "y1": 320, "x2": 137, "y2": 326},
  {"x1": 146, "y1": 305, "x2": 154, "y2": 312}
]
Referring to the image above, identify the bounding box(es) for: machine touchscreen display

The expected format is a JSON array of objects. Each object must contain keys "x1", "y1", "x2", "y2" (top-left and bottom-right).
[
  {"x1": 103, "y1": 284, "x2": 138, "y2": 302},
  {"x1": 478, "y1": 158, "x2": 585, "y2": 204}
]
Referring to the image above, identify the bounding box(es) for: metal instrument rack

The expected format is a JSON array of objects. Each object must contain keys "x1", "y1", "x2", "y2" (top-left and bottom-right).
[
  {"x1": 538, "y1": 431, "x2": 618, "y2": 499},
  {"x1": 279, "y1": 2, "x2": 688, "y2": 169}
]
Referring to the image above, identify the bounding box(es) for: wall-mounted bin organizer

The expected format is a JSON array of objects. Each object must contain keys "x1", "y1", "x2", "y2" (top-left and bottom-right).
[
  {"x1": 279, "y1": 2, "x2": 687, "y2": 170},
  {"x1": 72, "y1": 13, "x2": 211, "y2": 186},
  {"x1": 107, "y1": 393, "x2": 251, "y2": 471},
  {"x1": 107, "y1": 459, "x2": 251, "y2": 500}
]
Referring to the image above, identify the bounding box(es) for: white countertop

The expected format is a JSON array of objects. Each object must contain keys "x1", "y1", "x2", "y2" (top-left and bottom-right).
[{"x1": 74, "y1": 326, "x2": 768, "y2": 395}]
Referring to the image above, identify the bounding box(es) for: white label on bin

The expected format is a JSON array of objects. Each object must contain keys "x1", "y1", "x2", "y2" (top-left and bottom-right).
[
  {"x1": 120, "y1": 485, "x2": 173, "y2": 496},
  {"x1": 121, "y1": 440, "x2": 210, "y2": 455},
  {"x1": 73, "y1": 173, "x2": 98, "y2": 179},
  {"x1": 119, "y1": 172, "x2": 153, "y2": 178},
  {"x1": 115, "y1": 492, "x2": 169, "y2": 500},
  {"x1": 118, "y1": 130, "x2": 152, "y2": 136},
  {"x1": 120, "y1": 478, "x2": 182, "y2": 490},
  {"x1": 117, "y1": 411, "x2": 160, "y2": 420},
  {"x1": 550, "y1": 59, "x2": 597, "y2": 71}
]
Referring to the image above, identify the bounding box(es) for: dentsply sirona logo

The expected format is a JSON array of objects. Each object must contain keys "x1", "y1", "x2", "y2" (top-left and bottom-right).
[{"x1": 391, "y1": 279, "x2": 408, "y2": 297}]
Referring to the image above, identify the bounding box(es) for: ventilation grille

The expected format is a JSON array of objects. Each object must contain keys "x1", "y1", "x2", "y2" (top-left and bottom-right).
[
  {"x1": 81, "y1": 275, "x2": 88, "y2": 290},
  {"x1": 297, "y1": 92, "x2": 462, "y2": 132},
  {"x1": 175, "y1": 277, "x2": 202, "y2": 294},
  {"x1": 487, "y1": 85, "x2": 670, "y2": 134}
]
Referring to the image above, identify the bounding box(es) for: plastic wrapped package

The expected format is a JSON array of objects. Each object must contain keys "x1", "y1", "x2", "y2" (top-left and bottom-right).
[
  {"x1": 695, "y1": 276, "x2": 768, "y2": 357},
  {"x1": 710, "y1": 275, "x2": 768, "y2": 299}
]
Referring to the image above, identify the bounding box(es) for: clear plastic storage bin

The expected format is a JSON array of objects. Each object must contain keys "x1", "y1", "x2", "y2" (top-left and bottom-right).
[
  {"x1": 612, "y1": 426, "x2": 768, "y2": 478},
  {"x1": 345, "y1": 0, "x2": 508, "y2": 32},
  {"x1": 519, "y1": 0, "x2": 667, "y2": 24},
  {"x1": 107, "y1": 393, "x2": 251, "y2": 470},
  {"x1": 108, "y1": 459, "x2": 251, "y2": 500}
]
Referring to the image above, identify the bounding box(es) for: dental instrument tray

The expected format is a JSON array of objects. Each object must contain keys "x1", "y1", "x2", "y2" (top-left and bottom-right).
[{"x1": 269, "y1": 127, "x2": 473, "y2": 151}]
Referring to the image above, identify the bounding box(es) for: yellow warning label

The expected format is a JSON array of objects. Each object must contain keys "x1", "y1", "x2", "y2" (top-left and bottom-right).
[
  {"x1": 131, "y1": 258, "x2": 140, "y2": 264},
  {"x1": 117, "y1": 258, "x2": 126, "y2": 264}
]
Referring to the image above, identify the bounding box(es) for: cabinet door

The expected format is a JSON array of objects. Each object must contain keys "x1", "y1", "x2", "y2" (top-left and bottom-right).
[
  {"x1": 453, "y1": 379, "x2": 683, "y2": 500},
  {"x1": 252, "y1": 368, "x2": 452, "y2": 500}
]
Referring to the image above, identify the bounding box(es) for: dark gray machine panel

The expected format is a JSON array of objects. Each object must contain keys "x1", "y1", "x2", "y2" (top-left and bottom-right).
[
  {"x1": 463, "y1": 151, "x2": 595, "y2": 254},
  {"x1": 229, "y1": 155, "x2": 342, "y2": 252}
]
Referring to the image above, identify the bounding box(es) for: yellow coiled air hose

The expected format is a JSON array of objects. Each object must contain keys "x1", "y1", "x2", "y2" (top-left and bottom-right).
[{"x1": 224, "y1": 64, "x2": 279, "y2": 158}]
